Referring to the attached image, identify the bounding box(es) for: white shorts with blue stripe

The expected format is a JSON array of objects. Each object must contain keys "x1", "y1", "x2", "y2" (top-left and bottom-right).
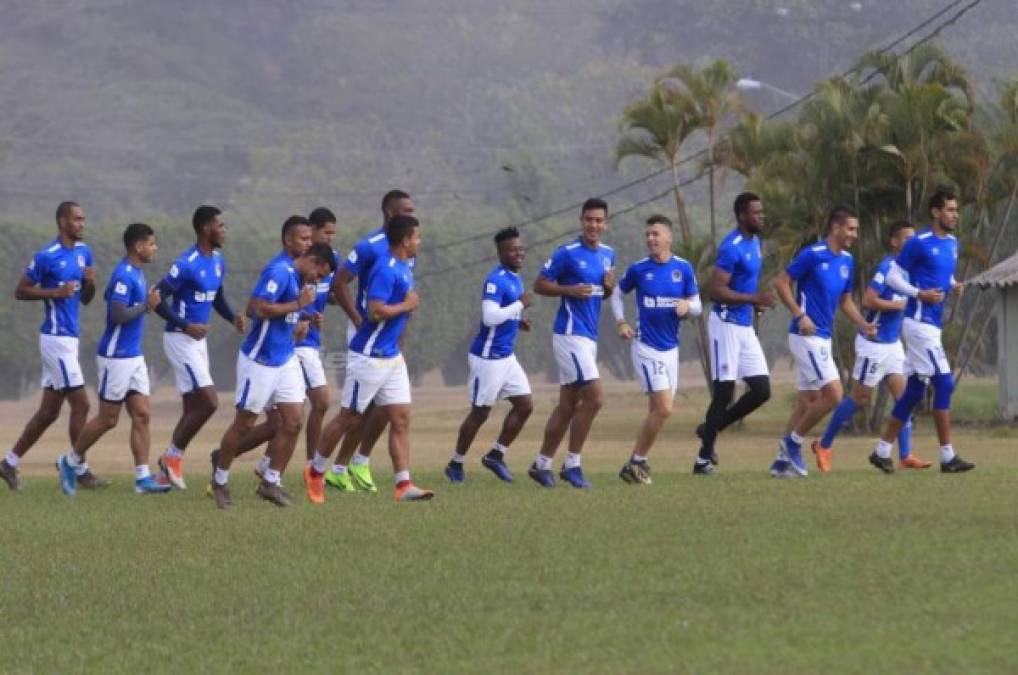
[
  {"x1": 295, "y1": 346, "x2": 328, "y2": 391},
  {"x1": 788, "y1": 333, "x2": 840, "y2": 391},
  {"x1": 466, "y1": 353, "x2": 530, "y2": 407},
  {"x1": 163, "y1": 332, "x2": 214, "y2": 394},
  {"x1": 707, "y1": 312, "x2": 769, "y2": 382},
  {"x1": 341, "y1": 352, "x2": 411, "y2": 414},
  {"x1": 552, "y1": 334, "x2": 599, "y2": 386},
  {"x1": 39, "y1": 334, "x2": 85, "y2": 391},
  {"x1": 631, "y1": 341, "x2": 679, "y2": 395},
  {"x1": 234, "y1": 352, "x2": 305, "y2": 414},
  {"x1": 851, "y1": 334, "x2": 905, "y2": 387},
  {"x1": 901, "y1": 318, "x2": 950, "y2": 378},
  {"x1": 96, "y1": 355, "x2": 150, "y2": 402}
]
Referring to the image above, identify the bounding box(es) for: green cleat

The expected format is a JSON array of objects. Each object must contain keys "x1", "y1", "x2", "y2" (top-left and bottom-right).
[
  {"x1": 348, "y1": 463, "x2": 378, "y2": 493},
  {"x1": 324, "y1": 469, "x2": 355, "y2": 493}
]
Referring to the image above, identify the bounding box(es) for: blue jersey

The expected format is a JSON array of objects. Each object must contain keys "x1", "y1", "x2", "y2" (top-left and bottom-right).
[
  {"x1": 349, "y1": 253, "x2": 414, "y2": 358},
  {"x1": 24, "y1": 239, "x2": 93, "y2": 337},
  {"x1": 864, "y1": 256, "x2": 908, "y2": 344},
  {"x1": 786, "y1": 241, "x2": 854, "y2": 339},
  {"x1": 297, "y1": 249, "x2": 340, "y2": 349},
  {"x1": 619, "y1": 255, "x2": 699, "y2": 352},
  {"x1": 161, "y1": 245, "x2": 225, "y2": 333},
  {"x1": 896, "y1": 227, "x2": 958, "y2": 328},
  {"x1": 540, "y1": 238, "x2": 616, "y2": 340},
  {"x1": 343, "y1": 229, "x2": 416, "y2": 320},
  {"x1": 97, "y1": 259, "x2": 148, "y2": 359},
  {"x1": 712, "y1": 229, "x2": 762, "y2": 326},
  {"x1": 241, "y1": 252, "x2": 302, "y2": 367},
  {"x1": 469, "y1": 265, "x2": 525, "y2": 360}
]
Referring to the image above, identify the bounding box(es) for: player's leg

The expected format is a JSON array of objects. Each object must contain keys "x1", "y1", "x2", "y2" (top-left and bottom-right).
[
  {"x1": 387, "y1": 403, "x2": 432, "y2": 501},
  {"x1": 481, "y1": 394, "x2": 533, "y2": 480},
  {"x1": 2, "y1": 388, "x2": 66, "y2": 489},
  {"x1": 126, "y1": 390, "x2": 170, "y2": 494},
  {"x1": 622, "y1": 389, "x2": 672, "y2": 485},
  {"x1": 209, "y1": 409, "x2": 258, "y2": 507},
  {"x1": 260, "y1": 401, "x2": 303, "y2": 507},
  {"x1": 697, "y1": 314, "x2": 741, "y2": 467},
  {"x1": 305, "y1": 385, "x2": 330, "y2": 462},
  {"x1": 59, "y1": 398, "x2": 121, "y2": 496},
  {"x1": 560, "y1": 378, "x2": 603, "y2": 488},
  {"x1": 448, "y1": 354, "x2": 501, "y2": 482},
  {"x1": 884, "y1": 373, "x2": 927, "y2": 468},
  {"x1": 446, "y1": 405, "x2": 491, "y2": 483},
  {"x1": 344, "y1": 404, "x2": 387, "y2": 491},
  {"x1": 159, "y1": 387, "x2": 217, "y2": 490},
  {"x1": 322, "y1": 353, "x2": 381, "y2": 492},
  {"x1": 530, "y1": 385, "x2": 577, "y2": 488},
  {"x1": 814, "y1": 340, "x2": 877, "y2": 472},
  {"x1": 718, "y1": 326, "x2": 771, "y2": 431}
]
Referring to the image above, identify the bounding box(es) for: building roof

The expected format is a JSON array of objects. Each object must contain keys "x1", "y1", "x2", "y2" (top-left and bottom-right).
[{"x1": 969, "y1": 250, "x2": 1018, "y2": 289}]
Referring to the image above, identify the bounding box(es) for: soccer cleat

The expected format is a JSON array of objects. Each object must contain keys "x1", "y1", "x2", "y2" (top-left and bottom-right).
[
  {"x1": 56, "y1": 455, "x2": 77, "y2": 496},
  {"x1": 868, "y1": 452, "x2": 895, "y2": 474},
  {"x1": 324, "y1": 470, "x2": 355, "y2": 492},
  {"x1": 811, "y1": 440, "x2": 833, "y2": 473},
  {"x1": 257, "y1": 480, "x2": 291, "y2": 507},
  {"x1": 559, "y1": 466, "x2": 591, "y2": 489},
  {"x1": 692, "y1": 460, "x2": 716, "y2": 476},
  {"x1": 77, "y1": 469, "x2": 111, "y2": 490},
  {"x1": 899, "y1": 455, "x2": 932, "y2": 470},
  {"x1": 394, "y1": 483, "x2": 434, "y2": 502},
  {"x1": 481, "y1": 451, "x2": 514, "y2": 483},
  {"x1": 158, "y1": 454, "x2": 186, "y2": 490},
  {"x1": 769, "y1": 450, "x2": 795, "y2": 478},
  {"x1": 782, "y1": 437, "x2": 808, "y2": 477},
  {"x1": 940, "y1": 455, "x2": 975, "y2": 473},
  {"x1": 135, "y1": 474, "x2": 172, "y2": 494},
  {"x1": 444, "y1": 461, "x2": 466, "y2": 484},
  {"x1": 0, "y1": 460, "x2": 21, "y2": 490},
  {"x1": 303, "y1": 465, "x2": 325, "y2": 504},
  {"x1": 209, "y1": 481, "x2": 232, "y2": 508},
  {"x1": 527, "y1": 463, "x2": 556, "y2": 488},
  {"x1": 620, "y1": 460, "x2": 652, "y2": 485},
  {"x1": 695, "y1": 423, "x2": 719, "y2": 465},
  {"x1": 348, "y1": 463, "x2": 378, "y2": 493}
]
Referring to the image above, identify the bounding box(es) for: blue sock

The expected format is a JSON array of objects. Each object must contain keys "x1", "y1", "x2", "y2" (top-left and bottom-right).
[
  {"x1": 820, "y1": 397, "x2": 857, "y2": 449},
  {"x1": 897, "y1": 415, "x2": 913, "y2": 460}
]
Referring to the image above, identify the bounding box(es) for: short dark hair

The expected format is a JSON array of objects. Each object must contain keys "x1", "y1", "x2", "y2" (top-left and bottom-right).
[
  {"x1": 308, "y1": 207, "x2": 336, "y2": 228},
  {"x1": 494, "y1": 226, "x2": 520, "y2": 246},
  {"x1": 581, "y1": 197, "x2": 608, "y2": 216},
  {"x1": 826, "y1": 205, "x2": 858, "y2": 231},
  {"x1": 381, "y1": 189, "x2": 411, "y2": 214},
  {"x1": 929, "y1": 189, "x2": 957, "y2": 214},
  {"x1": 124, "y1": 222, "x2": 154, "y2": 250},
  {"x1": 386, "y1": 214, "x2": 419, "y2": 248},
  {"x1": 734, "y1": 192, "x2": 760, "y2": 219},
  {"x1": 281, "y1": 215, "x2": 311, "y2": 244},
  {"x1": 55, "y1": 201, "x2": 79, "y2": 224},
  {"x1": 192, "y1": 205, "x2": 222, "y2": 235},
  {"x1": 887, "y1": 219, "x2": 915, "y2": 242},
  {"x1": 646, "y1": 214, "x2": 672, "y2": 228},
  {"x1": 304, "y1": 243, "x2": 337, "y2": 272}
]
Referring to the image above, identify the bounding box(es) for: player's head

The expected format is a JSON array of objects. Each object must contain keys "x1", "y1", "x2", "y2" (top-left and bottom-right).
[
  {"x1": 494, "y1": 226, "x2": 524, "y2": 271},
  {"x1": 929, "y1": 189, "x2": 959, "y2": 232},
  {"x1": 123, "y1": 222, "x2": 157, "y2": 264},
  {"x1": 826, "y1": 205, "x2": 859, "y2": 249},
  {"x1": 193, "y1": 205, "x2": 225, "y2": 248},
  {"x1": 887, "y1": 219, "x2": 916, "y2": 254},
  {"x1": 281, "y1": 215, "x2": 312, "y2": 258},
  {"x1": 645, "y1": 214, "x2": 673, "y2": 257},
  {"x1": 56, "y1": 201, "x2": 85, "y2": 241},
  {"x1": 386, "y1": 214, "x2": 421, "y2": 258},
  {"x1": 297, "y1": 242, "x2": 338, "y2": 284},
  {"x1": 734, "y1": 192, "x2": 764, "y2": 235},
  {"x1": 308, "y1": 207, "x2": 337, "y2": 246},
  {"x1": 579, "y1": 198, "x2": 608, "y2": 245},
  {"x1": 381, "y1": 189, "x2": 414, "y2": 225}
]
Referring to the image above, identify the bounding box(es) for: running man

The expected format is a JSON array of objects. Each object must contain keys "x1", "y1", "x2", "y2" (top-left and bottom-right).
[
  {"x1": 611, "y1": 214, "x2": 701, "y2": 484},
  {"x1": 1, "y1": 202, "x2": 103, "y2": 491},
  {"x1": 56, "y1": 223, "x2": 169, "y2": 496},
  {"x1": 529, "y1": 198, "x2": 616, "y2": 489},
  {"x1": 869, "y1": 190, "x2": 973, "y2": 474},
  {"x1": 445, "y1": 226, "x2": 534, "y2": 484}
]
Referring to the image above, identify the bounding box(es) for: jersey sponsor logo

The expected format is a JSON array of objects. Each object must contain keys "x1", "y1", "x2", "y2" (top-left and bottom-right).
[
  {"x1": 316, "y1": 282, "x2": 330, "y2": 293},
  {"x1": 114, "y1": 281, "x2": 128, "y2": 295},
  {"x1": 588, "y1": 285, "x2": 605, "y2": 297},
  {"x1": 643, "y1": 296, "x2": 679, "y2": 308},
  {"x1": 285, "y1": 311, "x2": 300, "y2": 324},
  {"x1": 266, "y1": 280, "x2": 279, "y2": 294},
  {"x1": 194, "y1": 290, "x2": 217, "y2": 302},
  {"x1": 485, "y1": 282, "x2": 497, "y2": 294}
]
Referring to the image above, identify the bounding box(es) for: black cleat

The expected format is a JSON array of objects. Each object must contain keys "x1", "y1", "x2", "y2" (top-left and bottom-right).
[
  {"x1": 940, "y1": 455, "x2": 975, "y2": 473},
  {"x1": 77, "y1": 469, "x2": 111, "y2": 490},
  {"x1": 692, "y1": 459, "x2": 716, "y2": 475},
  {"x1": 257, "y1": 480, "x2": 291, "y2": 507},
  {"x1": 695, "y1": 424, "x2": 719, "y2": 465},
  {"x1": 868, "y1": 452, "x2": 895, "y2": 474},
  {"x1": 619, "y1": 460, "x2": 652, "y2": 485},
  {"x1": 0, "y1": 459, "x2": 21, "y2": 490}
]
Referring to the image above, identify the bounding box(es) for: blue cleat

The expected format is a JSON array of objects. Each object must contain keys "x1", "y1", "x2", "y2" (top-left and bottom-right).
[
  {"x1": 56, "y1": 455, "x2": 77, "y2": 496},
  {"x1": 527, "y1": 463, "x2": 556, "y2": 488},
  {"x1": 781, "y1": 436, "x2": 808, "y2": 477},
  {"x1": 558, "y1": 466, "x2": 591, "y2": 489},
  {"x1": 444, "y1": 461, "x2": 465, "y2": 484},
  {"x1": 481, "y1": 452, "x2": 514, "y2": 483},
  {"x1": 135, "y1": 474, "x2": 172, "y2": 494}
]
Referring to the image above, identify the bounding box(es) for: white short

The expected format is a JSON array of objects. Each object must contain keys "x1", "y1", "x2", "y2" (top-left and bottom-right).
[
  {"x1": 39, "y1": 334, "x2": 85, "y2": 391},
  {"x1": 788, "y1": 333, "x2": 840, "y2": 391},
  {"x1": 235, "y1": 353, "x2": 305, "y2": 414},
  {"x1": 467, "y1": 353, "x2": 531, "y2": 407},
  {"x1": 163, "y1": 332, "x2": 214, "y2": 394},
  {"x1": 296, "y1": 346, "x2": 328, "y2": 391},
  {"x1": 342, "y1": 352, "x2": 411, "y2": 414},
  {"x1": 901, "y1": 318, "x2": 950, "y2": 378},
  {"x1": 552, "y1": 334, "x2": 599, "y2": 385},
  {"x1": 852, "y1": 335, "x2": 905, "y2": 387},
  {"x1": 631, "y1": 341, "x2": 679, "y2": 395},
  {"x1": 96, "y1": 355, "x2": 150, "y2": 402},
  {"x1": 346, "y1": 317, "x2": 357, "y2": 348},
  {"x1": 708, "y1": 312, "x2": 769, "y2": 382}
]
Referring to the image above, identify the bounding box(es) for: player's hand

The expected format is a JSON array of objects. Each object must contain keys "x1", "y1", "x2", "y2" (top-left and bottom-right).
[
  {"x1": 520, "y1": 291, "x2": 532, "y2": 309},
  {"x1": 146, "y1": 285, "x2": 162, "y2": 310},
  {"x1": 753, "y1": 290, "x2": 776, "y2": 310},
  {"x1": 951, "y1": 282, "x2": 964, "y2": 297},
  {"x1": 617, "y1": 320, "x2": 635, "y2": 341},
  {"x1": 298, "y1": 284, "x2": 317, "y2": 308},
  {"x1": 82, "y1": 267, "x2": 96, "y2": 285},
  {"x1": 797, "y1": 313, "x2": 817, "y2": 336},
  {"x1": 351, "y1": 314, "x2": 364, "y2": 330},
  {"x1": 308, "y1": 312, "x2": 324, "y2": 330},
  {"x1": 53, "y1": 283, "x2": 77, "y2": 299},
  {"x1": 293, "y1": 320, "x2": 310, "y2": 343},
  {"x1": 232, "y1": 315, "x2": 246, "y2": 334},
  {"x1": 519, "y1": 318, "x2": 532, "y2": 332},
  {"x1": 917, "y1": 288, "x2": 945, "y2": 304},
  {"x1": 185, "y1": 323, "x2": 208, "y2": 340},
  {"x1": 602, "y1": 268, "x2": 616, "y2": 296},
  {"x1": 860, "y1": 321, "x2": 878, "y2": 339},
  {"x1": 403, "y1": 290, "x2": 420, "y2": 312},
  {"x1": 569, "y1": 284, "x2": 594, "y2": 299},
  {"x1": 675, "y1": 298, "x2": 690, "y2": 318}
]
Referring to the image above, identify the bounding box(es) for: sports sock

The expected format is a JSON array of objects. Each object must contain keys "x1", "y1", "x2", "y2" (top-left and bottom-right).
[
  {"x1": 789, "y1": 431, "x2": 804, "y2": 446},
  {"x1": 352, "y1": 452, "x2": 370, "y2": 466},
  {"x1": 563, "y1": 452, "x2": 582, "y2": 469},
  {"x1": 631, "y1": 453, "x2": 647, "y2": 464},
  {"x1": 214, "y1": 468, "x2": 230, "y2": 486},
  {"x1": 719, "y1": 376, "x2": 771, "y2": 430},
  {"x1": 256, "y1": 455, "x2": 270, "y2": 476},
  {"x1": 4, "y1": 451, "x2": 19, "y2": 467},
  {"x1": 940, "y1": 444, "x2": 956, "y2": 463},
  {"x1": 135, "y1": 465, "x2": 150, "y2": 480},
  {"x1": 493, "y1": 442, "x2": 509, "y2": 455},
  {"x1": 330, "y1": 464, "x2": 347, "y2": 475},
  {"x1": 311, "y1": 452, "x2": 329, "y2": 475},
  {"x1": 66, "y1": 450, "x2": 83, "y2": 467},
  {"x1": 534, "y1": 454, "x2": 552, "y2": 471},
  {"x1": 394, "y1": 470, "x2": 411, "y2": 487},
  {"x1": 897, "y1": 416, "x2": 913, "y2": 460},
  {"x1": 263, "y1": 468, "x2": 281, "y2": 485},
  {"x1": 875, "y1": 439, "x2": 893, "y2": 459},
  {"x1": 165, "y1": 443, "x2": 184, "y2": 459},
  {"x1": 74, "y1": 462, "x2": 89, "y2": 477},
  {"x1": 820, "y1": 398, "x2": 857, "y2": 449},
  {"x1": 450, "y1": 453, "x2": 466, "y2": 464}
]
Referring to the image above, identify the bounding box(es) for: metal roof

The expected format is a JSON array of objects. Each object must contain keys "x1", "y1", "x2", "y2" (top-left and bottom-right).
[{"x1": 968, "y1": 250, "x2": 1018, "y2": 289}]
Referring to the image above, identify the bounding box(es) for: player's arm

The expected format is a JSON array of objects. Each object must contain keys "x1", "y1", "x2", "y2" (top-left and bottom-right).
[
  {"x1": 861, "y1": 287, "x2": 905, "y2": 312},
  {"x1": 534, "y1": 276, "x2": 591, "y2": 298},
  {"x1": 331, "y1": 267, "x2": 361, "y2": 325},
  {"x1": 213, "y1": 289, "x2": 245, "y2": 333},
  {"x1": 153, "y1": 279, "x2": 191, "y2": 330},
  {"x1": 367, "y1": 291, "x2": 418, "y2": 321},
  {"x1": 772, "y1": 271, "x2": 801, "y2": 317},
  {"x1": 80, "y1": 267, "x2": 96, "y2": 305},
  {"x1": 886, "y1": 262, "x2": 944, "y2": 304},
  {"x1": 251, "y1": 268, "x2": 316, "y2": 320},
  {"x1": 14, "y1": 274, "x2": 76, "y2": 301},
  {"x1": 710, "y1": 267, "x2": 773, "y2": 308},
  {"x1": 840, "y1": 293, "x2": 876, "y2": 337},
  {"x1": 109, "y1": 282, "x2": 161, "y2": 324}
]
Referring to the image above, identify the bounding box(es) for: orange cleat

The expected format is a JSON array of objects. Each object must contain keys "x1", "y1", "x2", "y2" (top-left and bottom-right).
[
  {"x1": 394, "y1": 483, "x2": 434, "y2": 502},
  {"x1": 811, "y1": 440, "x2": 833, "y2": 473},
  {"x1": 899, "y1": 455, "x2": 933, "y2": 470},
  {"x1": 303, "y1": 465, "x2": 326, "y2": 504},
  {"x1": 158, "y1": 454, "x2": 186, "y2": 489}
]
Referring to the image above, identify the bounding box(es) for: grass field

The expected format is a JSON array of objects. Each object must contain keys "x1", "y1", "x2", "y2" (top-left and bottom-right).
[{"x1": 2, "y1": 379, "x2": 1017, "y2": 673}]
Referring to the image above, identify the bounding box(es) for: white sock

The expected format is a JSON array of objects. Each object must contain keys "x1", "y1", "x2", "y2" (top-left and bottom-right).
[
  {"x1": 74, "y1": 462, "x2": 89, "y2": 477},
  {"x1": 214, "y1": 468, "x2": 230, "y2": 486},
  {"x1": 256, "y1": 455, "x2": 270, "y2": 475},
  {"x1": 789, "y1": 431, "x2": 804, "y2": 445},
  {"x1": 351, "y1": 452, "x2": 370, "y2": 466},
  {"x1": 875, "y1": 439, "x2": 893, "y2": 459},
  {"x1": 632, "y1": 453, "x2": 647, "y2": 463},
  {"x1": 311, "y1": 452, "x2": 330, "y2": 475},
  {"x1": 165, "y1": 443, "x2": 184, "y2": 459},
  {"x1": 493, "y1": 442, "x2": 509, "y2": 455},
  {"x1": 135, "y1": 465, "x2": 150, "y2": 480},
  {"x1": 66, "y1": 450, "x2": 83, "y2": 467},
  {"x1": 330, "y1": 464, "x2": 347, "y2": 475},
  {"x1": 4, "y1": 451, "x2": 19, "y2": 467},
  {"x1": 450, "y1": 453, "x2": 466, "y2": 464},
  {"x1": 940, "y1": 444, "x2": 956, "y2": 463},
  {"x1": 394, "y1": 470, "x2": 410, "y2": 485},
  {"x1": 264, "y1": 468, "x2": 281, "y2": 485},
  {"x1": 534, "y1": 455, "x2": 552, "y2": 471},
  {"x1": 564, "y1": 452, "x2": 582, "y2": 469}
]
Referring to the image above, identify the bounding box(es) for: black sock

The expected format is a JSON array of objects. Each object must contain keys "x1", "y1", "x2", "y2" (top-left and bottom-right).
[
  {"x1": 700, "y1": 381, "x2": 735, "y2": 460},
  {"x1": 719, "y1": 376, "x2": 771, "y2": 431}
]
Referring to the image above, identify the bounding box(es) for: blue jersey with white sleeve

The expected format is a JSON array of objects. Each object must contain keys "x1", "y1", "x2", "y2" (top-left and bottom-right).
[
  {"x1": 25, "y1": 239, "x2": 93, "y2": 337},
  {"x1": 97, "y1": 259, "x2": 148, "y2": 359},
  {"x1": 864, "y1": 256, "x2": 907, "y2": 344},
  {"x1": 160, "y1": 245, "x2": 225, "y2": 333},
  {"x1": 241, "y1": 252, "x2": 302, "y2": 367},
  {"x1": 711, "y1": 228, "x2": 762, "y2": 326},
  {"x1": 469, "y1": 265, "x2": 525, "y2": 359},
  {"x1": 297, "y1": 249, "x2": 340, "y2": 349},
  {"x1": 349, "y1": 253, "x2": 414, "y2": 358},
  {"x1": 786, "y1": 241, "x2": 854, "y2": 339},
  {"x1": 895, "y1": 227, "x2": 958, "y2": 328},
  {"x1": 540, "y1": 238, "x2": 616, "y2": 340},
  {"x1": 619, "y1": 255, "x2": 699, "y2": 352}
]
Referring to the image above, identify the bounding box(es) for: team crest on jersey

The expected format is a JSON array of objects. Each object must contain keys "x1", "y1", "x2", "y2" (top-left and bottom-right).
[
  {"x1": 199, "y1": 270, "x2": 206, "y2": 278},
  {"x1": 821, "y1": 262, "x2": 829, "y2": 271},
  {"x1": 839, "y1": 266, "x2": 849, "y2": 279},
  {"x1": 931, "y1": 247, "x2": 939, "y2": 255},
  {"x1": 671, "y1": 269, "x2": 682, "y2": 282},
  {"x1": 578, "y1": 260, "x2": 587, "y2": 269},
  {"x1": 59, "y1": 260, "x2": 66, "y2": 268}
]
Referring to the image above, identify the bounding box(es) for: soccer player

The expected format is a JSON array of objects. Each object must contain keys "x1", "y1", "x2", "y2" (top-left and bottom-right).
[
  {"x1": 695, "y1": 192, "x2": 775, "y2": 474},
  {"x1": 811, "y1": 220, "x2": 931, "y2": 471},
  {"x1": 55, "y1": 223, "x2": 168, "y2": 496},
  {"x1": 154, "y1": 205, "x2": 245, "y2": 489},
  {"x1": 770, "y1": 206, "x2": 876, "y2": 477},
  {"x1": 208, "y1": 217, "x2": 336, "y2": 508},
  {"x1": 311, "y1": 214, "x2": 433, "y2": 502},
  {"x1": 869, "y1": 190, "x2": 974, "y2": 474},
  {"x1": 1, "y1": 202, "x2": 103, "y2": 491},
  {"x1": 445, "y1": 226, "x2": 534, "y2": 484},
  {"x1": 529, "y1": 198, "x2": 616, "y2": 489},
  {"x1": 610, "y1": 215, "x2": 702, "y2": 484}
]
